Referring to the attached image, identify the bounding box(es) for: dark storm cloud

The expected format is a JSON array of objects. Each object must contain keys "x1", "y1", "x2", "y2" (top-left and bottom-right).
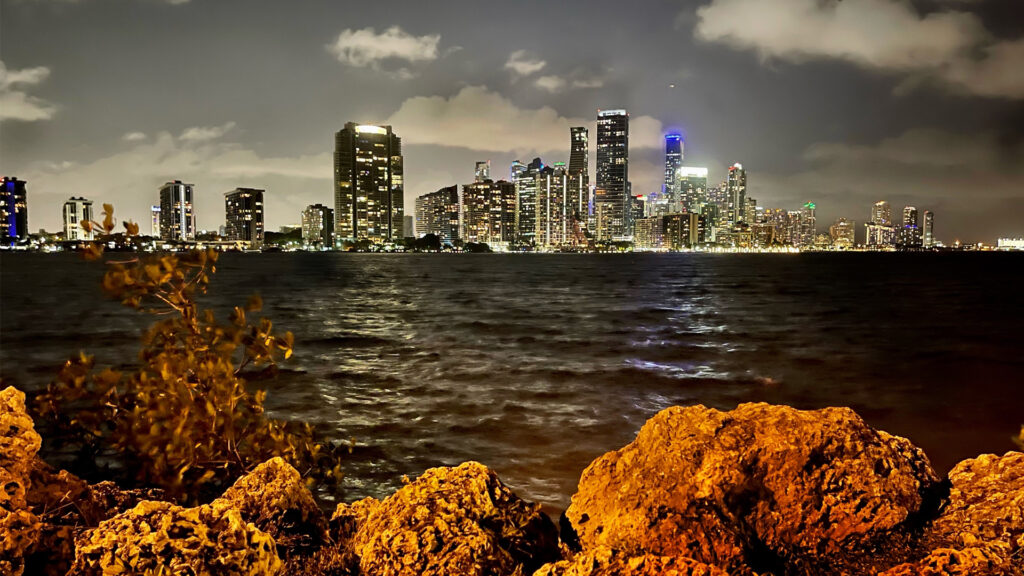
[{"x1": 0, "y1": 0, "x2": 1021, "y2": 242}]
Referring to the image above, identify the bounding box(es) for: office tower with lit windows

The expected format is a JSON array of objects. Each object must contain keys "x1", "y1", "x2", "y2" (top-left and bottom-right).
[
  {"x1": 159, "y1": 180, "x2": 196, "y2": 241},
  {"x1": 663, "y1": 134, "x2": 683, "y2": 206},
  {"x1": 899, "y1": 206, "x2": 922, "y2": 249},
  {"x1": 923, "y1": 210, "x2": 934, "y2": 248},
  {"x1": 568, "y1": 127, "x2": 589, "y2": 224},
  {"x1": 302, "y1": 204, "x2": 334, "y2": 247},
  {"x1": 224, "y1": 188, "x2": 265, "y2": 248},
  {"x1": 830, "y1": 217, "x2": 856, "y2": 249},
  {"x1": 535, "y1": 163, "x2": 572, "y2": 249},
  {"x1": 515, "y1": 157, "x2": 544, "y2": 245},
  {"x1": 865, "y1": 200, "x2": 895, "y2": 247},
  {"x1": 510, "y1": 160, "x2": 527, "y2": 184},
  {"x1": 725, "y1": 163, "x2": 747, "y2": 223},
  {"x1": 150, "y1": 206, "x2": 161, "y2": 237},
  {"x1": 415, "y1": 185, "x2": 460, "y2": 245},
  {"x1": 677, "y1": 167, "x2": 708, "y2": 213},
  {"x1": 800, "y1": 202, "x2": 817, "y2": 246},
  {"x1": 475, "y1": 161, "x2": 491, "y2": 183},
  {"x1": 63, "y1": 197, "x2": 94, "y2": 241},
  {"x1": 334, "y1": 122, "x2": 404, "y2": 244},
  {"x1": 463, "y1": 179, "x2": 516, "y2": 250},
  {"x1": 595, "y1": 109, "x2": 629, "y2": 240},
  {"x1": 1, "y1": 177, "x2": 28, "y2": 245}
]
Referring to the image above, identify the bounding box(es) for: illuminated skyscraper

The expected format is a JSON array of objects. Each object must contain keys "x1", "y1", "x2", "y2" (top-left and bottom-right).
[
  {"x1": 334, "y1": 122, "x2": 404, "y2": 244},
  {"x1": 224, "y1": 188, "x2": 265, "y2": 248},
  {"x1": 535, "y1": 163, "x2": 572, "y2": 249},
  {"x1": 726, "y1": 163, "x2": 747, "y2": 223},
  {"x1": 302, "y1": 204, "x2": 334, "y2": 247},
  {"x1": 829, "y1": 217, "x2": 856, "y2": 249},
  {"x1": 568, "y1": 127, "x2": 589, "y2": 223},
  {"x1": 899, "y1": 206, "x2": 922, "y2": 249},
  {"x1": 63, "y1": 197, "x2": 94, "y2": 241},
  {"x1": 595, "y1": 109, "x2": 629, "y2": 240},
  {"x1": 475, "y1": 161, "x2": 491, "y2": 183},
  {"x1": 663, "y1": 134, "x2": 683, "y2": 202},
  {"x1": 415, "y1": 185, "x2": 460, "y2": 244},
  {"x1": 1, "y1": 177, "x2": 28, "y2": 245},
  {"x1": 676, "y1": 167, "x2": 708, "y2": 214},
  {"x1": 923, "y1": 210, "x2": 934, "y2": 248},
  {"x1": 463, "y1": 179, "x2": 516, "y2": 250},
  {"x1": 800, "y1": 202, "x2": 817, "y2": 247},
  {"x1": 866, "y1": 200, "x2": 895, "y2": 247},
  {"x1": 510, "y1": 160, "x2": 527, "y2": 183},
  {"x1": 515, "y1": 157, "x2": 544, "y2": 245},
  {"x1": 159, "y1": 180, "x2": 196, "y2": 241},
  {"x1": 150, "y1": 206, "x2": 161, "y2": 237}
]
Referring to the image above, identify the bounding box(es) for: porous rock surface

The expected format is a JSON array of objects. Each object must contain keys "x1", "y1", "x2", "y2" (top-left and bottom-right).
[
  {"x1": 351, "y1": 461, "x2": 561, "y2": 576},
  {"x1": 534, "y1": 546, "x2": 730, "y2": 576},
  {"x1": 0, "y1": 386, "x2": 42, "y2": 576},
  {"x1": 564, "y1": 403, "x2": 943, "y2": 575}
]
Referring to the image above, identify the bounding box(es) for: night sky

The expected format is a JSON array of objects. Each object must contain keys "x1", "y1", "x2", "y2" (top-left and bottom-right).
[{"x1": 2, "y1": 0, "x2": 1022, "y2": 243}]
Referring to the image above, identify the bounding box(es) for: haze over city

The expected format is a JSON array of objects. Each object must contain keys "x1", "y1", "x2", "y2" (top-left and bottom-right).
[{"x1": 2, "y1": 0, "x2": 1023, "y2": 242}]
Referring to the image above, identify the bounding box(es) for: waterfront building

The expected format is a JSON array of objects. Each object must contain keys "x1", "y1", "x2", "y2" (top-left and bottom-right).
[
  {"x1": 595, "y1": 109, "x2": 629, "y2": 240},
  {"x1": 800, "y1": 202, "x2": 817, "y2": 247},
  {"x1": 568, "y1": 127, "x2": 590, "y2": 226},
  {"x1": 63, "y1": 197, "x2": 94, "y2": 241},
  {"x1": 515, "y1": 157, "x2": 544, "y2": 245},
  {"x1": 725, "y1": 163, "x2": 746, "y2": 224},
  {"x1": 404, "y1": 215, "x2": 414, "y2": 238},
  {"x1": 415, "y1": 185, "x2": 460, "y2": 245},
  {"x1": 664, "y1": 212, "x2": 705, "y2": 250},
  {"x1": 1, "y1": 177, "x2": 29, "y2": 245},
  {"x1": 475, "y1": 161, "x2": 490, "y2": 183},
  {"x1": 463, "y1": 179, "x2": 519, "y2": 250},
  {"x1": 785, "y1": 210, "x2": 804, "y2": 247},
  {"x1": 829, "y1": 217, "x2": 856, "y2": 249},
  {"x1": 866, "y1": 201, "x2": 895, "y2": 248},
  {"x1": 663, "y1": 134, "x2": 683, "y2": 205},
  {"x1": 634, "y1": 217, "x2": 663, "y2": 250},
  {"x1": 159, "y1": 180, "x2": 196, "y2": 242},
  {"x1": 150, "y1": 206, "x2": 161, "y2": 237},
  {"x1": 677, "y1": 167, "x2": 708, "y2": 214},
  {"x1": 510, "y1": 160, "x2": 527, "y2": 184},
  {"x1": 224, "y1": 188, "x2": 265, "y2": 248},
  {"x1": 898, "y1": 206, "x2": 922, "y2": 249},
  {"x1": 923, "y1": 210, "x2": 934, "y2": 248},
  {"x1": 997, "y1": 238, "x2": 1024, "y2": 250},
  {"x1": 334, "y1": 122, "x2": 404, "y2": 244},
  {"x1": 535, "y1": 163, "x2": 573, "y2": 249},
  {"x1": 302, "y1": 204, "x2": 334, "y2": 247}
]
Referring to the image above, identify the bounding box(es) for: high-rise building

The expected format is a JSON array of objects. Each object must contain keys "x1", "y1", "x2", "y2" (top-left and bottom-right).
[
  {"x1": 404, "y1": 215, "x2": 414, "y2": 238},
  {"x1": 535, "y1": 163, "x2": 572, "y2": 249},
  {"x1": 595, "y1": 109, "x2": 629, "y2": 240},
  {"x1": 829, "y1": 217, "x2": 856, "y2": 249},
  {"x1": 664, "y1": 212, "x2": 705, "y2": 250},
  {"x1": 568, "y1": 127, "x2": 589, "y2": 224},
  {"x1": 302, "y1": 204, "x2": 334, "y2": 247},
  {"x1": 334, "y1": 122, "x2": 404, "y2": 244},
  {"x1": 800, "y1": 202, "x2": 817, "y2": 247},
  {"x1": 63, "y1": 197, "x2": 94, "y2": 241},
  {"x1": 677, "y1": 167, "x2": 708, "y2": 214},
  {"x1": 1, "y1": 177, "x2": 28, "y2": 245},
  {"x1": 510, "y1": 160, "x2": 528, "y2": 184},
  {"x1": 415, "y1": 185, "x2": 460, "y2": 245},
  {"x1": 475, "y1": 161, "x2": 491, "y2": 183},
  {"x1": 663, "y1": 134, "x2": 683, "y2": 201},
  {"x1": 922, "y1": 210, "x2": 934, "y2": 248},
  {"x1": 515, "y1": 157, "x2": 545, "y2": 245},
  {"x1": 159, "y1": 180, "x2": 196, "y2": 242},
  {"x1": 224, "y1": 188, "x2": 265, "y2": 248},
  {"x1": 899, "y1": 206, "x2": 921, "y2": 249},
  {"x1": 871, "y1": 201, "x2": 892, "y2": 226},
  {"x1": 725, "y1": 163, "x2": 747, "y2": 224},
  {"x1": 865, "y1": 201, "x2": 895, "y2": 248},
  {"x1": 150, "y1": 206, "x2": 161, "y2": 237},
  {"x1": 463, "y1": 179, "x2": 516, "y2": 250}
]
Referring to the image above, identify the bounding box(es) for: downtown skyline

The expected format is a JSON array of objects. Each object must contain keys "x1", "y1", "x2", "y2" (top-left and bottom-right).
[{"x1": 2, "y1": 0, "x2": 1023, "y2": 243}]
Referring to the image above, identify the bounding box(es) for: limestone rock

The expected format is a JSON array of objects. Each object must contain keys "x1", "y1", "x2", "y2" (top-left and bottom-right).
[
  {"x1": 565, "y1": 403, "x2": 942, "y2": 575},
  {"x1": 330, "y1": 496, "x2": 379, "y2": 544},
  {"x1": 352, "y1": 461, "x2": 560, "y2": 576},
  {"x1": 878, "y1": 545, "x2": 1011, "y2": 576},
  {"x1": 534, "y1": 547, "x2": 730, "y2": 576},
  {"x1": 0, "y1": 387, "x2": 42, "y2": 576},
  {"x1": 217, "y1": 456, "x2": 328, "y2": 555},
  {"x1": 68, "y1": 499, "x2": 282, "y2": 576}
]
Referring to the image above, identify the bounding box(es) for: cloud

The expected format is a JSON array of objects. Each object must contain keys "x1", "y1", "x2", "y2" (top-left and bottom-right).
[
  {"x1": 534, "y1": 74, "x2": 606, "y2": 93},
  {"x1": 384, "y1": 86, "x2": 664, "y2": 155},
  {"x1": 326, "y1": 26, "x2": 441, "y2": 77},
  {"x1": 505, "y1": 50, "x2": 546, "y2": 76},
  {"x1": 179, "y1": 121, "x2": 236, "y2": 142},
  {"x1": 0, "y1": 60, "x2": 57, "y2": 122},
  {"x1": 534, "y1": 76, "x2": 566, "y2": 93},
  {"x1": 22, "y1": 128, "x2": 331, "y2": 233},
  {"x1": 693, "y1": 0, "x2": 1024, "y2": 99},
  {"x1": 122, "y1": 131, "x2": 147, "y2": 142}
]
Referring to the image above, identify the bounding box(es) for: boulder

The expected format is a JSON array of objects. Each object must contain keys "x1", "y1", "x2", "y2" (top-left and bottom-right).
[
  {"x1": 352, "y1": 461, "x2": 561, "y2": 576},
  {"x1": 68, "y1": 499, "x2": 282, "y2": 576},
  {"x1": 564, "y1": 403, "x2": 942, "y2": 575},
  {"x1": 330, "y1": 496, "x2": 380, "y2": 544},
  {"x1": 878, "y1": 545, "x2": 1010, "y2": 576},
  {"x1": 216, "y1": 456, "x2": 328, "y2": 555},
  {"x1": 0, "y1": 387, "x2": 42, "y2": 576},
  {"x1": 534, "y1": 547, "x2": 730, "y2": 576}
]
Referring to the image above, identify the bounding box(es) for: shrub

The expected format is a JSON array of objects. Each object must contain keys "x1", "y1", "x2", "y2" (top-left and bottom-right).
[{"x1": 34, "y1": 205, "x2": 341, "y2": 503}]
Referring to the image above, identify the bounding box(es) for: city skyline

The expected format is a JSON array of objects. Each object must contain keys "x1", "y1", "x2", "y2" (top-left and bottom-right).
[{"x1": 2, "y1": 0, "x2": 1023, "y2": 242}]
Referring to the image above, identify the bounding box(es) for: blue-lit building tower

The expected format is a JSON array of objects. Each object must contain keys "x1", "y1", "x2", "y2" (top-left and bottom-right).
[
  {"x1": 1, "y1": 177, "x2": 29, "y2": 245},
  {"x1": 663, "y1": 134, "x2": 683, "y2": 198}
]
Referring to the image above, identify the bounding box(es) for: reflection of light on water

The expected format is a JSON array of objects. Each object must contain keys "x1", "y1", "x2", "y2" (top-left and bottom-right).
[{"x1": 624, "y1": 358, "x2": 731, "y2": 380}]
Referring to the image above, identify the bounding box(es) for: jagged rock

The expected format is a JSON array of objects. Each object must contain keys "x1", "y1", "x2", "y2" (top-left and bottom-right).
[
  {"x1": 565, "y1": 403, "x2": 942, "y2": 575},
  {"x1": 352, "y1": 461, "x2": 561, "y2": 576},
  {"x1": 878, "y1": 545, "x2": 1010, "y2": 576},
  {"x1": 534, "y1": 547, "x2": 730, "y2": 576},
  {"x1": 330, "y1": 496, "x2": 379, "y2": 544},
  {"x1": 68, "y1": 499, "x2": 282, "y2": 576},
  {"x1": 0, "y1": 387, "x2": 42, "y2": 576},
  {"x1": 217, "y1": 456, "x2": 328, "y2": 555}
]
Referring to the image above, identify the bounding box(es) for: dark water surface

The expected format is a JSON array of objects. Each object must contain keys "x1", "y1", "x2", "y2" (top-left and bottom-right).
[{"x1": 2, "y1": 252, "x2": 1022, "y2": 511}]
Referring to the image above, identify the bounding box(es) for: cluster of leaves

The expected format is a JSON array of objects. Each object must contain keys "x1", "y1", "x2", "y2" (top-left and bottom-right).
[{"x1": 34, "y1": 205, "x2": 341, "y2": 503}]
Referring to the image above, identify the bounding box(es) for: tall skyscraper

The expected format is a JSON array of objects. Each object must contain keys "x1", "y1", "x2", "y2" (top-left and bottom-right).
[
  {"x1": 595, "y1": 109, "x2": 629, "y2": 240},
  {"x1": 510, "y1": 160, "x2": 527, "y2": 184},
  {"x1": 726, "y1": 163, "x2": 746, "y2": 223},
  {"x1": 1, "y1": 177, "x2": 28, "y2": 245},
  {"x1": 150, "y1": 206, "x2": 161, "y2": 237},
  {"x1": 404, "y1": 215, "x2": 414, "y2": 238},
  {"x1": 415, "y1": 185, "x2": 460, "y2": 245},
  {"x1": 923, "y1": 210, "x2": 934, "y2": 248},
  {"x1": 63, "y1": 197, "x2": 94, "y2": 241},
  {"x1": 866, "y1": 200, "x2": 895, "y2": 247},
  {"x1": 159, "y1": 180, "x2": 196, "y2": 242},
  {"x1": 334, "y1": 122, "x2": 404, "y2": 244},
  {"x1": 302, "y1": 204, "x2": 334, "y2": 247},
  {"x1": 224, "y1": 188, "x2": 265, "y2": 248},
  {"x1": 463, "y1": 179, "x2": 516, "y2": 250},
  {"x1": 535, "y1": 162, "x2": 571, "y2": 249},
  {"x1": 829, "y1": 217, "x2": 856, "y2": 249},
  {"x1": 677, "y1": 167, "x2": 708, "y2": 214},
  {"x1": 663, "y1": 134, "x2": 683, "y2": 201},
  {"x1": 899, "y1": 206, "x2": 921, "y2": 249},
  {"x1": 568, "y1": 127, "x2": 589, "y2": 224},
  {"x1": 800, "y1": 202, "x2": 817, "y2": 246},
  {"x1": 515, "y1": 157, "x2": 544, "y2": 245},
  {"x1": 475, "y1": 161, "x2": 491, "y2": 183}
]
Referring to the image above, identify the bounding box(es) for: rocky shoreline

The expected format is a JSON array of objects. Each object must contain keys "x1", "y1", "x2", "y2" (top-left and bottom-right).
[{"x1": 2, "y1": 386, "x2": 1021, "y2": 575}]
